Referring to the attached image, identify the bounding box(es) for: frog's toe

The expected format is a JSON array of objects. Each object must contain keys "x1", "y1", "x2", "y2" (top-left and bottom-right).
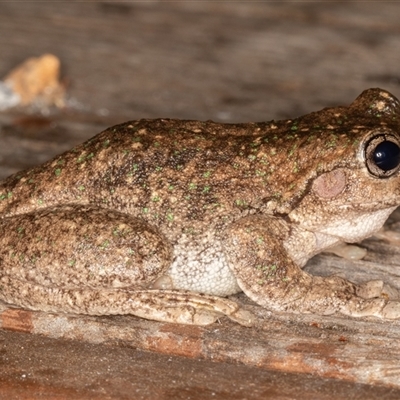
[
  {"x1": 188, "y1": 309, "x2": 225, "y2": 325},
  {"x1": 381, "y1": 301, "x2": 400, "y2": 319},
  {"x1": 357, "y1": 280, "x2": 385, "y2": 299},
  {"x1": 344, "y1": 297, "x2": 400, "y2": 319},
  {"x1": 227, "y1": 308, "x2": 256, "y2": 327},
  {"x1": 357, "y1": 280, "x2": 400, "y2": 301}
]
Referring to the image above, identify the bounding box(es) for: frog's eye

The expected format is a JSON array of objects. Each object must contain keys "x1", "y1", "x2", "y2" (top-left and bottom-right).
[{"x1": 365, "y1": 134, "x2": 400, "y2": 178}]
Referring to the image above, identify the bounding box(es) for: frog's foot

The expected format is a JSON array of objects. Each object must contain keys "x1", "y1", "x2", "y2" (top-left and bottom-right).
[
  {"x1": 297, "y1": 276, "x2": 400, "y2": 319},
  {"x1": 357, "y1": 279, "x2": 400, "y2": 301},
  {"x1": 324, "y1": 242, "x2": 367, "y2": 261},
  {"x1": 224, "y1": 215, "x2": 400, "y2": 320},
  {"x1": 347, "y1": 279, "x2": 400, "y2": 319}
]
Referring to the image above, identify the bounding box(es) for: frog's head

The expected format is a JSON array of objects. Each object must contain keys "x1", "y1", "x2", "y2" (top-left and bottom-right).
[{"x1": 289, "y1": 88, "x2": 400, "y2": 243}]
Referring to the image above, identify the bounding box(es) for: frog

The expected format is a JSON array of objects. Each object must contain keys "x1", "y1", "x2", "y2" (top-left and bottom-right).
[{"x1": 1, "y1": 87, "x2": 400, "y2": 326}]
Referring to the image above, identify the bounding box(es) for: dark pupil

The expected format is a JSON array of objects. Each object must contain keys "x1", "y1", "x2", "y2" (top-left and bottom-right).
[{"x1": 373, "y1": 140, "x2": 400, "y2": 171}]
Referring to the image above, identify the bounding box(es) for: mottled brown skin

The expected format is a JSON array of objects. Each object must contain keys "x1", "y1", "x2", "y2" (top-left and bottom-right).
[{"x1": 1, "y1": 88, "x2": 400, "y2": 325}]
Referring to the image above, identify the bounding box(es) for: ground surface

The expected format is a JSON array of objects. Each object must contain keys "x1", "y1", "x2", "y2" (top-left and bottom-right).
[{"x1": 1, "y1": 2, "x2": 400, "y2": 399}]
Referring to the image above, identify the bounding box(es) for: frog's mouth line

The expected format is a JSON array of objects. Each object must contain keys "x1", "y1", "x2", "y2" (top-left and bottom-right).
[{"x1": 337, "y1": 203, "x2": 398, "y2": 210}]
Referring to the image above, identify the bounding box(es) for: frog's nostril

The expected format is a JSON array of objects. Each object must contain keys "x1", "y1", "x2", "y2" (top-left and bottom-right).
[{"x1": 373, "y1": 141, "x2": 400, "y2": 172}]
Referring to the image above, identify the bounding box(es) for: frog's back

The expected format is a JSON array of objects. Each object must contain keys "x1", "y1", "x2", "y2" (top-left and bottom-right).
[{"x1": 0, "y1": 111, "x2": 380, "y2": 232}]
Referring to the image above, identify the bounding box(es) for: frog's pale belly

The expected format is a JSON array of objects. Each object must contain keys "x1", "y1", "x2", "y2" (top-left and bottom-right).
[{"x1": 166, "y1": 237, "x2": 241, "y2": 296}]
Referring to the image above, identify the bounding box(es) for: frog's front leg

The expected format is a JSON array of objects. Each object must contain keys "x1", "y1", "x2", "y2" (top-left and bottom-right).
[
  {"x1": 0, "y1": 205, "x2": 253, "y2": 326},
  {"x1": 223, "y1": 215, "x2": 400, "y2": 319}
]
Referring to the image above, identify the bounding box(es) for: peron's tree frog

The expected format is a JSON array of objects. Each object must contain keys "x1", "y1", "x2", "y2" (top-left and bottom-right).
[{"x1": 1, "y1": 88, "x2": 400, "y2": 325}]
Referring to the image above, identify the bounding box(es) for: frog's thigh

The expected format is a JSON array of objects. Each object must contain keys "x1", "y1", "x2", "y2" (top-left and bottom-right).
[
  {"x1": 223, "y1": 216, "x2": 400, "y2": 320},
  {"x1": 0, "y1": 204, "x2": 172, "y2": 289}
]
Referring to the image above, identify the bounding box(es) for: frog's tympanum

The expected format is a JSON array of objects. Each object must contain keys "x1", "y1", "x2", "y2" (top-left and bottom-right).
[{"x1": 1, "y1": 88, "x2": 400, "y2": 326}]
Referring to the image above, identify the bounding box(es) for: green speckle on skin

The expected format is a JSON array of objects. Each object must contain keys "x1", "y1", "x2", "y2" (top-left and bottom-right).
[
  {"x1": 37, "y1": 199, "x2": 44, "y2": 205},
  {"x1": 68, "y1": 260, "x2": 76, "y2": 266},
  {"x1": 292, "y1": 162, "x2": 299, "y2": 173},
  {"x1": 255, "y1": 170, "x2": 266, "y2": 177},
  {"x1": 188, "y1": 183, "x2": 197, "y2": 190},
  {"x1": 203, "y1": 170, "x2": 211, "y2": 178},
  {"x1": 167, "y1": 213, "x2": 174, "y2": 222},
  {"x1": 325, "y1": 134, "x2": 337, "y2": 148},
  {"x1": 248, "y1": 155, "x2": 256, "y2": 161},
  {"x1": 0, "y1": 192, "x2": 12, "y2": 200},
  {"x1": 127, "y1": 164, "x2": 139, "y2": 177},
  {"x1": 100, "y1": 240, "x2": 110, "y2": 249},
  {"x1": 168, "y1": 185, "x2": 174, "y2": 191},
  {"x1": 17, "y1": 226, "x2": 25, "y2": 235},
  {"x1": 142, "y1": 207, "x2": 149, "y2": 214},
  {"x1": 288, "y1": 144, "x2": 297, "y2": 157},
  {"x1": 103, "y1": 139, "x2": 111, "y2": 148},
  {"x1": 155, "y1": 166, "x2": 163, "y2": 172},
  {"x1": 256, "y1": 264, "x2": 278, "y2": 279},
  {"x1": 54, "y1": 168, "x2": 62, "y2": 177},
  {"x1": 272, "y1": 191, "x2": 282, "y2": 199},
  {"x1": 202, "y1": 185, "x2": 211, "y2": 193},
  {"x1": 235, "y1": 199, "x2": 247, "y2": 207},
  {"x1": 152, "y1": 196, "x2": 160, "y2": 202},
  {"x1": 291, "y1": 125, "x2": 298, "y2": 131},
  {"x1": 306, "y1": 134, "x2": 316, "y2": 142},
  {"x1": 77, "y1": 152, "x2": 95, "y2": 163},
  {"x1": 78, "y1": 185, "x2": 85, "y2": 191}
]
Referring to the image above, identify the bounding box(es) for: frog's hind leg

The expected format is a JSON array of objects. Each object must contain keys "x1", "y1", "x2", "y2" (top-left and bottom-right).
[
  {"x1": 223, "y1": 215, "x2": 400, "y2": 320},
  {"x1": 0, "y1": 204, "x2": 254, "y2": 326},
  {"x1": 0, "y1": 278, "x2": 254, "y2": 326}
]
